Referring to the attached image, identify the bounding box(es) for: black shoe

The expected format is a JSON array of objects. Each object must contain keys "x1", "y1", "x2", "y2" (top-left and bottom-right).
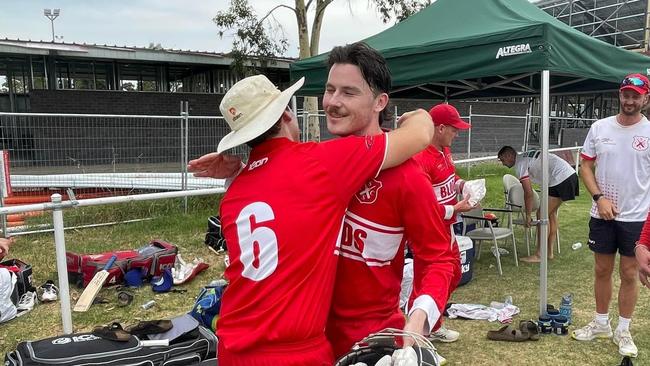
[{"x1": 619, "y1": 356, "x2": 633, "y2": 366}]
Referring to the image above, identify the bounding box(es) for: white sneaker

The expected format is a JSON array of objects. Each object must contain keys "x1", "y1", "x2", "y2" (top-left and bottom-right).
[
  {"x1": 429, "y1": 326, "x2": 460, "y2": 343},
  {"x1": 613, "y1": 329, "x2": 638, "y2": 358},
  {"x1": 15, "y1": 291, "x2": 37, "y2": 317},
  {"x1": 39, "y1": 281, "x2": 58, "y2": 302},
  {"x1": 571, "y1": 319, "x2": 613, "y2": 341}
]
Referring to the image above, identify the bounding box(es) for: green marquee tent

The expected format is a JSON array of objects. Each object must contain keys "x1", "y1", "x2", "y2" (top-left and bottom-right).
[
  {"x1": 291, "y1": 0, "x2": 650, "y2": 316},
  {"x1": 291, "y1": 0, "x2": 650, "y2": 100}
]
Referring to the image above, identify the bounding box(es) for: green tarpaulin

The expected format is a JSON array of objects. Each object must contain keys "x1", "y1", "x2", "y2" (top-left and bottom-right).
[{"x1": 291, "y1": 0, "x2": 650, "y2": 99}]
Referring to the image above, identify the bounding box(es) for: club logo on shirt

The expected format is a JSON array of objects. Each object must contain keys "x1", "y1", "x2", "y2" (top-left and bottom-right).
[
  {"x1": 355, "y1": 179, "x2": 382, "y2": 204},
  {"x1": 632, "y1": 136, "x2": 649, "y2": 151}
]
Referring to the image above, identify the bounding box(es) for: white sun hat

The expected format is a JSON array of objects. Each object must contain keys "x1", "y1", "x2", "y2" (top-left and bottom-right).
[{"x1": 217, "y1": 75, "x2": 305, "y2": 153}]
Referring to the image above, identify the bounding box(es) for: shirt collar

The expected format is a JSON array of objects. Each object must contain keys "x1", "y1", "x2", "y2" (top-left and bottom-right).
[{"x1": 249, "y1": 137, "x2": 295, "y2": 160}]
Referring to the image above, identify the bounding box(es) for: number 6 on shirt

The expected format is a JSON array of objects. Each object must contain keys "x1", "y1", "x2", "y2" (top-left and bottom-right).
[{"x1": 236, "y1": 202, "x2": 278, "y2": 281}]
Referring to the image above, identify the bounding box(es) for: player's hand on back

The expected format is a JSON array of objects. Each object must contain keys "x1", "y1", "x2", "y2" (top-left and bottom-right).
[{"x1": 188, "y1": 152, "x2": 242, "y2": 179}]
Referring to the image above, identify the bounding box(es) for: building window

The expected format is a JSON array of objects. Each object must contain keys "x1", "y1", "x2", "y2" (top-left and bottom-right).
[
  {"x1": 54, "y1": 60, "x2": 115, "y2": 90},
  {"x1": 31, "y1": 58, "x2": 47, "y2": 90},
  {"x1": 213, "y1": 69, "x2": 238, "y2": 94},
  {"x1": 119, "y1": 63, "x2": 160, "y2": 92}
]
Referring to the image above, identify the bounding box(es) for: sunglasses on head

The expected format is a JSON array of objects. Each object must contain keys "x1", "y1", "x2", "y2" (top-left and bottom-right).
[{"x1": 621, "y1": 77, "x2": 647, "y2": 88}]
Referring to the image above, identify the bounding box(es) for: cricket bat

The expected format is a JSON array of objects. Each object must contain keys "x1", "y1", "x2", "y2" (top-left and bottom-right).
[{"x1": 73, "y1": 255, "x2": 117, "y2": 312}]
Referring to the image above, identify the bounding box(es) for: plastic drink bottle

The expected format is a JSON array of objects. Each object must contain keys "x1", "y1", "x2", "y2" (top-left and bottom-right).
[{"x1": 559, "y1": 293, "x2": 572, "y2": 325}]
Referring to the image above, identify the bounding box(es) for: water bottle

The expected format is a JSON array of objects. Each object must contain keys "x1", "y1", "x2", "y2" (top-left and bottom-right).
[
  {"x1": 504, "y1": 295, "x2": 513, "y2": 306},
  {"x1": 559, "y1": 293, "x2": 572, "y2": 325}
]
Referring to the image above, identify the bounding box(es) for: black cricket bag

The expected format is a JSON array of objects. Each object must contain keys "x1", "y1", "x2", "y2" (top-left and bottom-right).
[
  {"x1": 205, "y1": 216, "x2": 227, "y2": 253},
  {"x1": 4, "y1": 325, "x2": 217, "y2": 365}
]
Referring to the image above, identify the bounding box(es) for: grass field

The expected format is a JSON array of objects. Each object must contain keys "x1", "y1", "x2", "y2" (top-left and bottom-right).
[{"x1": 1, "y1": 162, "x2": 649, "y2": 366}]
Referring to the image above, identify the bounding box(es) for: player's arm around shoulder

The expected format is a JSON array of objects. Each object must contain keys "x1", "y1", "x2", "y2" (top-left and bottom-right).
[
  {"x1": 383, "y1": 109, "x2": 434, "y2": 170},
  {"x1": 188, "y1": 152, "x2": 243, "y2": 179}
]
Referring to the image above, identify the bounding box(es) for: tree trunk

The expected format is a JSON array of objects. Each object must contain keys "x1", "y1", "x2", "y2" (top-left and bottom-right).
[
  {"x1": 295, "y1": 0, "x2": 311, "y2": 59},
  {"x1": 294, "y1": 0, "x2": 321, "y2": 141},
  {"x1": 310, "y1": 0, "x2": 332, "y2": 57},
  {"x1": 304, "y1": 97, "x2": 320, "y2": 141}
]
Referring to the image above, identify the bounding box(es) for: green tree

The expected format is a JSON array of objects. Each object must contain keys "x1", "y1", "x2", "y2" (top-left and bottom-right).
[{"x1": 214, "y1": 0, "x2": 430, "y2": 140}]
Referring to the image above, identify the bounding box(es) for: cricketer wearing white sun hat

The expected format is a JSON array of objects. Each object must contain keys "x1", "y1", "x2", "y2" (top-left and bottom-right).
[{"x1": 217, "y1": 75, "x2": 305, "y2": 153}]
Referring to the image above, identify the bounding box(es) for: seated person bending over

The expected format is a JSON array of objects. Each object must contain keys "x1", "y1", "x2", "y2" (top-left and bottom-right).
[{"x1": 497, "y1": 146, "x2": 579, "y2": 262}]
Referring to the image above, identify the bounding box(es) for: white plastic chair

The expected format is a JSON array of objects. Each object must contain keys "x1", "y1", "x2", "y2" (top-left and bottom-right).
[
  {"x1": 503, "y1": 175, "x2": 562, "y2": 256},
  {"x1": 505, "y1": 181, "x2": 540, "y2": 256},
  {"x1": 460, "y1": 206, "x2": 517, "y2": 275}
]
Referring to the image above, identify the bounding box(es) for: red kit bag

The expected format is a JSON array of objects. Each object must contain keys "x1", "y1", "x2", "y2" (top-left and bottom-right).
[{"x1": 66, "y1": 240, "x2": 177, "y2": 287}]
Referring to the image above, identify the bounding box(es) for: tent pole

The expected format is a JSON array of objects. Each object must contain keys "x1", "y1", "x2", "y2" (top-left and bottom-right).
[{"x1": 539, "y1": 70, "x2": 550, "y2": 317}]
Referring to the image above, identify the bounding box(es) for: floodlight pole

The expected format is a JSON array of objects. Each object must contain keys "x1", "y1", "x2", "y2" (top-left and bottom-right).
[{"x1": 43, "y1": 9, "x2": 61, "y2": 42}]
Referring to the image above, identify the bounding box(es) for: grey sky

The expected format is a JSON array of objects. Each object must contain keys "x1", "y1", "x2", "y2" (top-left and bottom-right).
[{"x1": 0, "y1": 0, "x2": 396, "y2": 58}]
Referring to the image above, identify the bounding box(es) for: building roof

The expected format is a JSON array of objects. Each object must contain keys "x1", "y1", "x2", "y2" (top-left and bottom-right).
[{"x1": 0, "y1": 38, "x2": 294, "y2": 68}]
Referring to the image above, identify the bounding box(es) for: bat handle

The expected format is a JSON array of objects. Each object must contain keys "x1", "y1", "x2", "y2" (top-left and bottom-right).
[{"x1": 104, "y1": 255, "x2": 117, "y2": 270}]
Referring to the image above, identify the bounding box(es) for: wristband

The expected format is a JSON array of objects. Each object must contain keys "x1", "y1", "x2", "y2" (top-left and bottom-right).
[{"x1": 592, "y1": 193, "x2": 604, "y2": 202}]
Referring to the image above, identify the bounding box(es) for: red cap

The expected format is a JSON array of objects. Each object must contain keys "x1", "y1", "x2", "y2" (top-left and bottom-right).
[
  {"x1": 429, "y1": 104, "x2": 471, "y2": 130},
  {"x1": 620, "y1": 73, "x2": 650, "y2": 95}
]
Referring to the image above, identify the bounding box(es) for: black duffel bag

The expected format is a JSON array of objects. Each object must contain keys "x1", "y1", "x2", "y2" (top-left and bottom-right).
[{"x1": 4, "y1": 325, "x2": 217, "y2": 366}]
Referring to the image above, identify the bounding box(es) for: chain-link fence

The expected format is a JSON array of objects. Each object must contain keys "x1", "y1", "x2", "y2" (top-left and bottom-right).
[
  {"x1": 0, "y1": 111, "x2": 237, "y2": 235},
  {"x1": 0, "y1": 112, "x2": 239, "y2": 189},
  {"x1": 1, "y1": 106, "x2": 593, "y2": 235}
]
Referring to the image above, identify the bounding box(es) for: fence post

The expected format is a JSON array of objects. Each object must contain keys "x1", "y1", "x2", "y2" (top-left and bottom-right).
[
  {"x1": 0, "y1": 189, "x2": 5, "y2": 238},
  {"x1": 180, "y1": 102, "x2": 189, "y2": 214},
  {"x1": 523, "y1": 101, "x2": 531, "y2": 151},
  {"x1": 575, "y1": 143, "x2": 580, "y2": 175},
  {"x1": 393, "y1": 105, "x2": 398, "y2": 130},
  {"x1": 0, "y1": 150, "x2": 8, "y2": 237},
  {"x1": 51, "y1": 193, "x2": 73, "y2": 334},
  {"x1": 302, "y1": 111, "x2": 308, "y2": 142},
  {"x1": 467, "y1": 105, "x2": 473, "y2": 177}
]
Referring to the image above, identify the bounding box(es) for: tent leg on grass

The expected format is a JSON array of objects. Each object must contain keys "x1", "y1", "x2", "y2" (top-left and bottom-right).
[{"x1": 539, "y1": 70, "x2": 550, "y2": 317}]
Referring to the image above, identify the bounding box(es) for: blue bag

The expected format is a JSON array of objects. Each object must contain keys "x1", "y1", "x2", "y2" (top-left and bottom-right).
[{"x1": 189, "y1": 280, "x2": 227, "y2": 332}]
